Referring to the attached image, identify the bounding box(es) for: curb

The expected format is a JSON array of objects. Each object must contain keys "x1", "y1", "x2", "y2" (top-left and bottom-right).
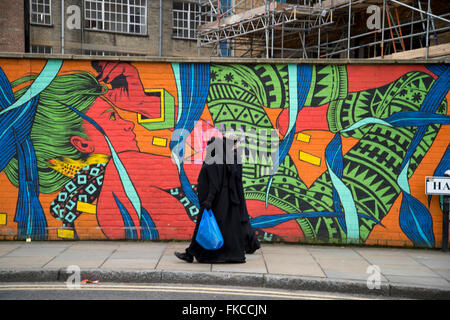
[{"x1": 1, "y1": 268, "x2": 450, "y2": 300}]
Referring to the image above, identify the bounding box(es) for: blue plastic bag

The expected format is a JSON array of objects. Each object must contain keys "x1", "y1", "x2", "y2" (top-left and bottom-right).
[{"x1": 196, "y1": 209, "x2": 224, "y2": 250}]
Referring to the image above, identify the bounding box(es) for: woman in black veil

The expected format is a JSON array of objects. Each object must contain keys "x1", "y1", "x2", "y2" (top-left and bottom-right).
[{"x1": 175, "y1": 135, "x2": 259, "y2": 263}]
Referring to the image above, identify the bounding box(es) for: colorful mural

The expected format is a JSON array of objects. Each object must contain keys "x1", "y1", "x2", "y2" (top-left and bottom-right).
[{"x1": 0, "y1": 58, "x2": 449, "y2": 248}]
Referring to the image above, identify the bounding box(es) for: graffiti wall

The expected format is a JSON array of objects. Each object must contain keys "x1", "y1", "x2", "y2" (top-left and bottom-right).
[{"x1": 0, "y1": 58, "x2": 449, "y2": 248}]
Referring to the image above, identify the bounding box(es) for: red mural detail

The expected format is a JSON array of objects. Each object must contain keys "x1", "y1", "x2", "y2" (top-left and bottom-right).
[
  {"x1": 96, "y1": 152, "x2": 202, "y2": 240},
  {"x1": 276, "y1": 104, "x2": 330, "y2": 136},
  {"x1": 92, "y1": 61, "x2": 161, "y2": 118},
  {"x1": 346, "y1": 65, "x2": 437, "y2": 92},
  {"x1": 246, "y1": 200, "x2": 304, "y2": 241}
]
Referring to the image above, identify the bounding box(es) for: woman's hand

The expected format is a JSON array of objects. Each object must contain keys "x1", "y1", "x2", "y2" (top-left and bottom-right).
[{"x1": 202, "y1": 201, "x2": 212, "y2": 210}]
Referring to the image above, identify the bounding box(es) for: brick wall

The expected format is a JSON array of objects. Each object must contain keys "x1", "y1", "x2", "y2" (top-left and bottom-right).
[
  {"x1": 0, "y1": 0, "x2": 25, "y2": 53},
  {"x1": 0, "y1": 57, "x2": 448, "y2": 248}
]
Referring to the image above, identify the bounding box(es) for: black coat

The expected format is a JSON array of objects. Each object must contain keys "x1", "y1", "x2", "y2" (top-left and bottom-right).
[
  {"x1": 187, "y1": 161, "x2": 246, "y2": 263},
  {"x1": 236, "y1": 163, "x2": 261, "y2": 254}
]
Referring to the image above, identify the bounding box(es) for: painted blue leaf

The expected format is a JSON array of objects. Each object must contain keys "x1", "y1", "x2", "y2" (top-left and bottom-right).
[
  {"x1": 0, "y1": 67, "x2": 14, "y2": 109},
  {"x1": 140, "y1": 207, "x2": 159, "y2": 240},
  {"x1": 325, "y1": 134, "x2": 343, "y2": 176},
  {"x1": 399, "y1": 192, "x2": 435, "y2": 248},
  {"x1": 250, "y1": 211, "x2": 384, "y2": 229},
  {"x1": 429, "y1": 144, "x2": 450, "y2": 206},
  {"x1": 113, "y1": 192, "x2": 138, "y2": 240},
  {"x1": 399, "y1": 66, "x2": 449, "y2": 171},
  {"x1": 325, "y1": 133, "x2": 345, "y2": 231},
  {"x1": 14, "y1": 133, "x2": 47, "y2": 240},
  {"x1": 419, "y1": 67, "x2": 449, "y2": 113},
  {"x1": 170, "y1": 63, "x2": 210, "y2": 209},
  {"x1": 0, "y1": 97, "x2": 39, "y2": 171},
  {"x1": 386, "y1": 111, "x2": 450, "y2": 127},
  {"x1": 426, "y1": 64, "x2": 447, "y2": 77}
]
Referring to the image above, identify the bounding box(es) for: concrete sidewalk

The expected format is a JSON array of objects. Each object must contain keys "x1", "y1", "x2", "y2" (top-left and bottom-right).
[{"x1": 0, "y1": 241, "x2": 449, "y2": 299}]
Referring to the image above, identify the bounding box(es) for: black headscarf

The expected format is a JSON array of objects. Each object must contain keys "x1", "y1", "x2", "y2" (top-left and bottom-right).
[
  {"x1": 203, "y1": 136, "x2": 240, "y2": 205},
  {"x1": 223, "y1": 137, "x2": 241, "y2": 206}
]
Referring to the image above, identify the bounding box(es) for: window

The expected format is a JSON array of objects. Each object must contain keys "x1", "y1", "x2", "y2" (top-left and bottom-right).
[
  {"x1": 173, "y1": 1, "x2": 212, "y2": 40},
  {"x1": 31, "y1": 45, "x2": 53, "y2": 54},
  {"x1": 84, "y1": 0, "x2": 147, "y2": 35},
  {"x1": 30, "y1": 0, "x2": 52, "y2": 25},
  {"x1": 83, "y1": 49, "x2": 145, "y2": 56}
]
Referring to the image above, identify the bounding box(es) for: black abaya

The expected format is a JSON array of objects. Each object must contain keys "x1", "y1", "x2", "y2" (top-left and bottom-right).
[
  {"x1": 235, "y1": 162, "x2": 261, "y2": 254},
  {"x1": 181, "y1": 136, "x2": 260, "y2": 263},
  {"x1": 187, "y1": 160, "x2": 246, "y2": 263}
]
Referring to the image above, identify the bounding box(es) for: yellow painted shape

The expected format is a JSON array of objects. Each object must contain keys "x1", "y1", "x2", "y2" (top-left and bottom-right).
[
  {"x1": 138, "y1": 88, "x2": 165, "y2": 123},
  {"x1": 297, "y1": 133, "x2": 311, "y2": 143},
  {"x1": 57, "y1": 228, "x2": 75, "y2": 239},
  {"x1": 76, "y1": 201, "x2": 97, "y2": 214},
  {"x1": 0, "y1": 213, "x2": 6, "y2": 225},
  {"x1": 152, "y1": 136, "x2": 167, "y2": 147},
  {"x1": 48, "y1": 154, "x2": 110, "y2": 178},
  {"x1": 299, "y1": 151, "x2": 321, "y2": 166}
]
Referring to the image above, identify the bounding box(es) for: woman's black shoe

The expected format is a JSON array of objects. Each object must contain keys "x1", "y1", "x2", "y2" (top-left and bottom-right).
[{"x1": 174, "y1": 251, "x2": 194, "y2": 263}]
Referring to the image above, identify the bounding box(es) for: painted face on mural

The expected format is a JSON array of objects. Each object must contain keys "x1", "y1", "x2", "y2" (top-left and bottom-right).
[{"x1": 70, "y1": 97, "x2": 139, "y2": 155}]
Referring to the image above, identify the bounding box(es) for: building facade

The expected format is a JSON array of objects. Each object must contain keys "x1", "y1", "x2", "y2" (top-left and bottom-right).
[
  {"x1": 1, "y1": 1, "x2": 449, "y2": 59},
  {"x1": 1, "y1": 0, "x2": 213, "y2": 57}
]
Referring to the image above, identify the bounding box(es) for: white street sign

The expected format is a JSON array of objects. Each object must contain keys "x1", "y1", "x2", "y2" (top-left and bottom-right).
[{"x1": 425, "y1": 177, "x2": 450, "y2": 195}]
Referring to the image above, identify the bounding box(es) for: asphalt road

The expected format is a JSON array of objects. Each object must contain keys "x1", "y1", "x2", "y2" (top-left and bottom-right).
[
  {"x1": 1, "y1": 283, "x2": 413, "y2": 319},
  {"x1": 0, "y1": 282, "x2": 391, "y2": 300}
]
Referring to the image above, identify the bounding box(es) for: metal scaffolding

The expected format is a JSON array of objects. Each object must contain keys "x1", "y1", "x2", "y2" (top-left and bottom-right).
[{"x1": 196, "y1": 0, "x2": 450, "y2": 59}]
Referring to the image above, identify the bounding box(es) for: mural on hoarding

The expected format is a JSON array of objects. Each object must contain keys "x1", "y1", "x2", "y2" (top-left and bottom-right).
[{"x1": 0, "y1": 59, "x2": 449, "y2": 247}]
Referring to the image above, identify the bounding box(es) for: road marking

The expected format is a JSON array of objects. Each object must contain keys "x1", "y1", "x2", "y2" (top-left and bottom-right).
[{"x1": 0, "y1": 283, "x2": 379, "y2": 300}]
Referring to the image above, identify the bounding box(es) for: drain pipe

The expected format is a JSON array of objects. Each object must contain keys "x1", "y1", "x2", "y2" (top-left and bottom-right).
[
  {"x1": 159, "y1": 0, "x2": 162, "y2": 56},
  {"x1": 24, "y1": 0, "x2": 30, "y2": 52},
  {"x1": 61, "y1": 0, "x2": 64, "y2": 54}
]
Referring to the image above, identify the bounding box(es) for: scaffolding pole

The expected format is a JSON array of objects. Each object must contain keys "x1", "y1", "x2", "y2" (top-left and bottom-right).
[
  {"x1": 381, "y1": 0, "x2": 386, "y2": 57},
  {"x1": 426, "y1": 0, "x2": 430, "y2": 58},
  {"x1": 196, "y1": 0, "x2": 450, "y2": 59},
  {"x1": 389, "y1": 0, "x2": 450, "y2": 24},
  {"x1": 347, "y1": 0, "x2": 351, "y2": 58}
]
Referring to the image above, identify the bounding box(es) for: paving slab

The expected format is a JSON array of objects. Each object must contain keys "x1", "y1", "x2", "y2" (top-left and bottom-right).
[
  {"x1": 384, "y1": 275, "x2": 449, "y2": 288},
  {"x1": 263, "y1": 252, "x2": 325, "y2": 277},
  {"x1": 0, "y1": 256, "x2": 54, "y2": 269},
  {"x1": 361, "y1": 256, "x2": 423, "y2": 266},
  {"x1": 375, "y1": 264, "x2": 443, "y2": 278},
  {"x1": 3, "y1": 244, "x2": 69, "y2": 257},
  {"x1": 109, "y1": 248, "x2": 163, "y2": 260},
  {"x1": 43, "y1": 258, "x2": 109, "y2": 269},
  {"x1": 307, "y1": 246, "x2": 363, "y2": 259},
  {"x1": 414, "y1": 257, "x2": 450, "y2": 269},
  {"x1": 0, "y1": 243, "x2": 38, "y2": 253},
  {"x1": 211, "y1": 253, "x2": 267, "y2": 273},
  {"x1": 101, "y1": 258, "x2": 160, "y2": 270}
]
